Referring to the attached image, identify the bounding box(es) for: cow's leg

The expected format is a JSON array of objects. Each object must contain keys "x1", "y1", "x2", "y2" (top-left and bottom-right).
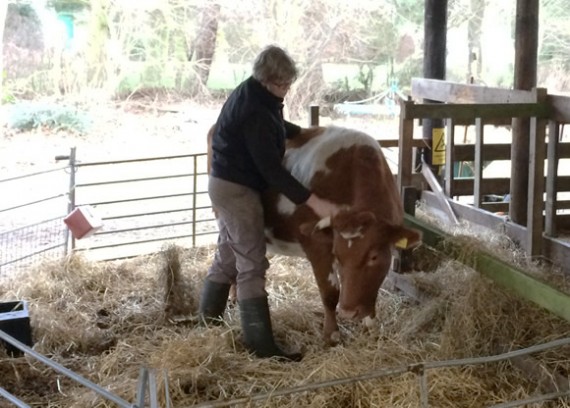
[{"x1": 303, "y1": 246, "x2": 340, "y2": 345}]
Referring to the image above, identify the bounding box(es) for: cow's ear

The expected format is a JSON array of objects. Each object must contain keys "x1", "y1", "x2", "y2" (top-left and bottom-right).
[
  {"x1": 390, "y1": 226, "x2": 422, "y2": 249},
  {"x1": 299, "y1": 221, "x2": 333, "y2": 243}
]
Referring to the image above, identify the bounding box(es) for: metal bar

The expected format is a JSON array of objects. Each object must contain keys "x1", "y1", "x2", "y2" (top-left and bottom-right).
[
  {"x1": 421, "y1": 162, "x2": 458, "y2": 224},
  {"x1": 102, "y1": 207, "x2": 197, "y2": 221},
  {"x1": 192, "y1": 155, "x2": 199, "y2": 247},
  {"x1": 75, "y1": 153, "x2": 205, "y2": 167},
  {"x1": 0, "y1": 330, "x2": 134, "y2": 408},
  {"x1": 149, "y1": 369, "x2": 158, "y2": 408},
  {"x1": 76, "y1": 192, "x2": 200, "y2": 207},
  {"x1": 1, "y1": 243, "x2": 66, "y2": 267},
  {"x1": 0, "y1": 387, "x2": 31, "y2": 408},
  {"x1": 73, "y1": 230, "x2": 217, "y2": 252},
  {"x1": 0, "y1": 165, "x2": 69, "y2": 183},
  {"x1": 76, "y1": 172, "x2": 196, "y2": 188},
  {"x1": 94, "y1": 220, "x2": 198, "y2": 236},
  {"x1": 0, "y1": 193, "x2": 66, "y2": 213},
  {"x1": 136, "y1": 367, "x2": 148, "y2": 408},
  {"x1": 0, "y1": 216, "x2": 65, "y2": 235},
  {"x1": 68, "y1": 147, "x2": 77, "y2": 252},
  {"x1": 489, "y1": 390, "x2": 570, "y2": 408},
  {"x1": 419, "y1": 369, "x2": 429, "y2": 408}
]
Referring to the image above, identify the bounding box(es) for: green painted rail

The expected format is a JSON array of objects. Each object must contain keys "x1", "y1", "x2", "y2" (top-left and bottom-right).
[{"x1": 404, "y1": 214, "x2": 570, "y2": 323}]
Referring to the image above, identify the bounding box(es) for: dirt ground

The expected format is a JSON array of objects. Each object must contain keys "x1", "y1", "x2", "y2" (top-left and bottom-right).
[{"x1": 0, "y1": 99, "x2": 225, "y2": 179}]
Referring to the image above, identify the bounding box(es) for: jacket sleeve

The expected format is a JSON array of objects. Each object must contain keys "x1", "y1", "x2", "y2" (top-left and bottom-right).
[
  {"x1": 243, "y1": 118, "x2": 311, "y2": 205},
  {"x1": 284, "y1": 120, "x2": 301, "y2": 139}
]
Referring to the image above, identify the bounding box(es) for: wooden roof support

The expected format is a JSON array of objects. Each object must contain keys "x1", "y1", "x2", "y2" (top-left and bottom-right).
[{"x1": 510, "y1": 0, "x2": 539, "y2": 226}]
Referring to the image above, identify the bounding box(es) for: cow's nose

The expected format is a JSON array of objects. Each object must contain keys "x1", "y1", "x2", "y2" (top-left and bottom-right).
[
  {"x1": 338, "y1": 307, "x2": 375, "y2": 325},
  {"x1": 338, "y1": 307, "x2": 358, "y2": 320}
]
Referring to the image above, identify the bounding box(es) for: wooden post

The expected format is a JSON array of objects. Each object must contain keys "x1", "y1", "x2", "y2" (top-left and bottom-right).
[
  {"x1": 422, "y1": 0, "x2": 448, "y2": 174},
  {"x1": 473, "y1": 118, "x2": 484, "y2": 207},
  {"x1": 527, "y1": 116, "x2": 546, "y2": 258},
  {"x1": 309, "y1": 105, "x2": 319, "y2": 127},
  {"x1": 397, "y1": 186, "x2": 418, "y2": 272},
  {"x1": 545, "y1": 121, "x2": 560, "y2": 237},
  {"x1": 398, "y1": 100, "x2": 415, "y2": 193},
  {"x1": 509, "y1": 0, "x2": 539, "y2": 226}
]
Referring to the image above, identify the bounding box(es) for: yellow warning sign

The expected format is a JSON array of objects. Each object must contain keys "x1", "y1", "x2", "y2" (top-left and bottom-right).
[{"x1": 432, "y1": 128, "x2": 446, "y2": 165}]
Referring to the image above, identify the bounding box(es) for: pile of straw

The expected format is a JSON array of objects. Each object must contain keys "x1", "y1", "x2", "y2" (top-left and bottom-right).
[{"x1": 1, "y1": 235, "x2": 569, "y2": 407}]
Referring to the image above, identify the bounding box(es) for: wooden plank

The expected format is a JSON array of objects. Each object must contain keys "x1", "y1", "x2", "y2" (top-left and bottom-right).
[
  {"x1": 480, "y1": 202, "x2": 510, "y2": 213},
  {"x1": 444, "y1": 119, "x2": 455, "y2": 196},
  {"x1": 403, "y1": 102, "x2": 549, "y2": 121},
  {"x1": 454, "y1": 144, "x2": 511, "y2": 161},
  {"x1": 421, "y1": 190, "x2": 528, "y2": 248},
  {"x1": 474, "y1": 118, "x2": 484, "y2": 207},
  {"x1": 453, "y1": 141, "x2": 570, "y2": 162},
  {"x1": 411, "y1": 78, "x2": 537, "y2": 104},
  {"x1": 544, "y1": 236, "x2": 570, "y2": 269},
  {"x1": 452, "y1": 178, "x2": 511, "y2": 196},
  {"x1": 398, "y1": 101, "x2": 416, "y2": 192},
  {"x1": 403, "y1": 213, "x2": 570, "y2": 323},
  {"x1": 378, "y1": 139, "x2": 425, "y2": 149},
  {"x1": 545, "y1": 121, "x2": 560, "y2": 236},
  {"x1": 548, "y1": 94, "x2": 570, "y2": 123},
  {"x1": 527, "y1": 117, "x2": 547, "y2": 256},
  {"x1": 453, "y1": 177, "x2": 570, "y2": 197}
]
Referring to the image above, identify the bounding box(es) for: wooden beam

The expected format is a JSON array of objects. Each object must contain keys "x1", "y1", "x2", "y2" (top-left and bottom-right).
[
  {"x1": 548, "y1": 94, "x2": 570, "y2": 123},
  {"x1": 411, "y1": 78, "x2": 537, "y2": 104},
  {"x1": 402, "y1": 103, "x2": 549, "y2": 121},
  {"x1": 403, "y1": 214, "x2": 570, "y2": 323}
]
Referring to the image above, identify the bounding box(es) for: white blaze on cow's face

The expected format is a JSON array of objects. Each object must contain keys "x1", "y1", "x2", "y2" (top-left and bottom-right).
[{"x1": 332, "y1": 210, "x2": 392, "y2": 321}]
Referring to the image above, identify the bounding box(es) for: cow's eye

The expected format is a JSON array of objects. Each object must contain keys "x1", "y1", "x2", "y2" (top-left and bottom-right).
[{"x1": 367, "y1": 251, "x2": 380, "y2": 266}]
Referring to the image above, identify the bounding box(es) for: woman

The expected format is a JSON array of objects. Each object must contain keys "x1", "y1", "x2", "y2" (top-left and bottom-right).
[{"x1": 199, "y1": 45, "x2": 338, "y2": 361}]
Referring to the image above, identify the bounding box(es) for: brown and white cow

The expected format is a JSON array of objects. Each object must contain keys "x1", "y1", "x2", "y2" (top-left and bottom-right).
[
  {"x1": 261, "y1": 126, "x2": 421, "y2": 345},
  {"x1": 207, "y1": 125, "x2": 421, "y2": 345}
]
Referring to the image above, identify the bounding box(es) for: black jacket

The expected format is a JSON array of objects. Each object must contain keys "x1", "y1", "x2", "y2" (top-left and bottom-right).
[{"x1": 210, "y1": 76, "x2": 311, "y2": 205}]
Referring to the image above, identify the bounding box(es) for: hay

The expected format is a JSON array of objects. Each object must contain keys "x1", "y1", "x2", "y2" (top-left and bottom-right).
[{"x1": 1, "y1": 241, "x2": 570, "y2": 407}]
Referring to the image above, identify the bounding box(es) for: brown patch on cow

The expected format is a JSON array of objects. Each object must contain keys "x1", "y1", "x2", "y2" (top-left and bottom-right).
[{"x1": 285, "y1": 126, "x2": 326, "y2": 149}]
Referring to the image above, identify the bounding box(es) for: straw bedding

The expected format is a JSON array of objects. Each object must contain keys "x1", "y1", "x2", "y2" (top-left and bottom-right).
[{"x1": 1, "y1": 221, "x2": 570, "y2": 407}]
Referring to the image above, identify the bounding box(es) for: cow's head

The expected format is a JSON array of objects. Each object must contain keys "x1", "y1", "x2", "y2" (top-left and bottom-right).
[{"x1": 301, "y1": 208, "x2": 421, "y2": 323}]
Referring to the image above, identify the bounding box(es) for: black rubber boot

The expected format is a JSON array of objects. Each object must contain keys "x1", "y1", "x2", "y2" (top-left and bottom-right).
[
  {"x1": 198, "y1": 280, "x2": 231, "y2": 325},
  {"x1": 239, "y1": 297, "x2": 302, "y2": 362}
]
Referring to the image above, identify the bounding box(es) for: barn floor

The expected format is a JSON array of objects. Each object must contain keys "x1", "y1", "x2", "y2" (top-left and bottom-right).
[{"x1": 1, "y1": 226, "x2": 570, "y2": 408}]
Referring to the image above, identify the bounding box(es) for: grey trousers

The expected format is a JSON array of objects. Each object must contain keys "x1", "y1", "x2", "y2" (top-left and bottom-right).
[{"x1": 206, "y1": 176, "x2": 270, "y2": 300}]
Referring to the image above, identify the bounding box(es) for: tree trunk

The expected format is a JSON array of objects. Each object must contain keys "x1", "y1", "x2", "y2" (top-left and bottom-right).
[
  {"x1": 193, "y1": 2, "x2": 220, "y2": 86},
  {"x1": 467, "y1": 0, "x2": 485, "y2": 83}
]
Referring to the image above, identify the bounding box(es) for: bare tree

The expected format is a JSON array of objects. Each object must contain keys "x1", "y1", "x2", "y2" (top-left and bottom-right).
[
  {"x1": 188, "y1": 1, "x2": 220, "y2": 86},
  {"x1": 467, "y1": 0, "x2": 485, "y2": 83}
]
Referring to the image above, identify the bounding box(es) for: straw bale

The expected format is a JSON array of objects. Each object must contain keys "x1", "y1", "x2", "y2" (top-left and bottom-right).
[{"x1": 0, "y1": 239, "x2": 569, "y2": 407}]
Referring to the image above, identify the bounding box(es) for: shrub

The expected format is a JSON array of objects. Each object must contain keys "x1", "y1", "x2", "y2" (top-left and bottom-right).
[{"x1": 7, "y1": 102, "x2": 91, "y2": 134}]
